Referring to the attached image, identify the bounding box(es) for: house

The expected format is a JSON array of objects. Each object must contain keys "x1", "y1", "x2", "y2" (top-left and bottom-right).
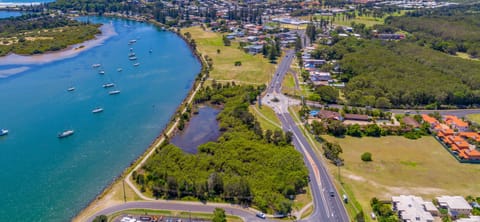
[
  {"x1": 317, "y1": 110, "x2": 342, "y2": 120},
  {"x1": 376, "y1": 33, "x2": 405, "y2": 40},
  {"x1": 310, "y1": 72, "x2": 331, "y2": 82},
  {"x1": 422, "y1": 114, "x2": 439, "y2": 127},
  {"x1": 444, "y1": 115, "x2": 469, "y2": 132},
  {"x1": 437, "y1": 196, "x2": 473, "y2": 218},
  {"x1": 304, "y1": 59, "x2": 326, "y2": 67},
  {"x1": 392, "y1": 195, "x2": 435, "y2": 222},
  {"x1": 344, "y1": 114, "x2": 369, "y2": 122},
  {"x1": 244, "y1": 45, "x2": 263, "y2": 54},
  {"x1": 403, "y1": 116, "x2": 420, "y2": 128}
]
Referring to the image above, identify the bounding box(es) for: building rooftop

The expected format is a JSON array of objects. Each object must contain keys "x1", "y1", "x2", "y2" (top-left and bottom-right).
[
  {"x1": 392, "y1": 195, "x2": 434, "y2": 222},
  {"x1": 437, "y1": 196, "x2": 472, "y2": 210}
]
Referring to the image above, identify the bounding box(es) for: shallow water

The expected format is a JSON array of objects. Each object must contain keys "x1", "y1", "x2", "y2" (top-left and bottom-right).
[
  {"x1": 171, "y1": 106, "x2": 221, "y2": 154},
  {"x1": 0, "y1": 17, "x2": 200, "y2": 221}
]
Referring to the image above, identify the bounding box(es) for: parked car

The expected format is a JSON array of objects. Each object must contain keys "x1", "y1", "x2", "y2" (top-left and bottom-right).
[{"x1": 256, "y1": 212, "x2": 266, "y2": 219}]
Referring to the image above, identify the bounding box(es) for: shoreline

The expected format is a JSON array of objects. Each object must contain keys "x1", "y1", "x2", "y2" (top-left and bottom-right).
[
  {"x1": 0, "y1": 22, "x2": 117, "y2": 68},
  {"x1": 73, "y1": 21, "x2": 207, "y2": 221}
]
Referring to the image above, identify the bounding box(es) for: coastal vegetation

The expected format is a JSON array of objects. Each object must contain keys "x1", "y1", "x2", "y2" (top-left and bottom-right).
[
  {"x1": 319, "y1": 37, "x2": 480, "y2": 107},
  {"x1": 0, "y1": 14, "x2": 100, "y2": 56},
  {"x1": 136, "y1": 84, "x2": 309, "y2": 214}
]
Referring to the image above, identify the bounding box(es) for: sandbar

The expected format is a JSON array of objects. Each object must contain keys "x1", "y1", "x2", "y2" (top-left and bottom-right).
[{"x1": 0, "y1": 22, "x2": 117, "y2": 66}]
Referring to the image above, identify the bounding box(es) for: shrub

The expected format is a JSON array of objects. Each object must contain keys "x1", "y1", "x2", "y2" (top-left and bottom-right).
[
  {"x1": 234, "y1": 61, "x2": 242, "y2": 66},
  {"x1": 361, "y1": 152, "x2": 372, "y2": 162}
]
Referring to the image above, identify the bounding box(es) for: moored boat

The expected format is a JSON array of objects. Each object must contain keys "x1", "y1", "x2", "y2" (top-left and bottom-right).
[
  {"x1": 92, "y1": 107, "x2": 104, "y2": 113},
  {"x1": 133, "y1": 62, "x2": 140, "y2": 66},
  {"x1": 129, "y1": 56, "x2": 137, "y2": 61},
  {"x1": 117, "y1": 68, "x2": 123, "y2": 72},
  {"x1": 92, "y1": 64, "x2": 101, "y2": 68},
  {"x1": 58, "y1": 130, "x2": 74, "y2": 138},
  {"x1": 99, "y1": 70, "x2": 105, "y2": 75},
  {"x1": 109, "y1": 90, "x2": 121, "y2": 95},
  {"x1": 102, "y1": 83, "x2": 115, "y2": 88},
  {"x1": 67, "y1": 87, "x2": 75, "y2": 92},
  {"x1": 128, "y1": 52, "x2": 136, "y2": 57},
  {"x1": 0, "y1": 129, "x2": 8, "y2": 136}
]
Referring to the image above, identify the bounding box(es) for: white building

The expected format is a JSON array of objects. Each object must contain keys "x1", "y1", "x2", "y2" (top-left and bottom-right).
[
  {"x1": 392, "y1": 195, "x2": 435, "y2": 222},
  {"x1": 436, "y1": 196, "x2": 472, "y2": 218}
]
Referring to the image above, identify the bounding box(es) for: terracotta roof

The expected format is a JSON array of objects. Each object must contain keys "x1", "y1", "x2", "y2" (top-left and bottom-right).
[
  {"x1": 317, "y1": 110, "x2": 341, "y2": 120},
  {"x1": 422, "y1": 114, "x2": 439, "y2": 125},
  {"x1": 444, "y1": 115, "x2": 469, "y2": 128}
]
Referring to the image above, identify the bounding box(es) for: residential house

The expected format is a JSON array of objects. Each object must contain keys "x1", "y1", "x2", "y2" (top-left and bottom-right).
[
  {"x1": 244, "y1": 45, "x2": 263, "y2": 54},
  {"x1": 344, "y1": 114, "x2": 370, "y2": 122},
  {"x1": 422, "y1": 114, "x2": 439, "y2": 128},
  {"x1": 392, "y1": 195, "x2": 435, "y2": 222},
  {"x1": 444, "y1": 115, "x2": 469, "y2": 132},
  {"x1": 437, "y1": 196, "x2": 473, "y2": 218},
  {"x1": 317, "y1": 110, "x2": 342, "y2": 120}
]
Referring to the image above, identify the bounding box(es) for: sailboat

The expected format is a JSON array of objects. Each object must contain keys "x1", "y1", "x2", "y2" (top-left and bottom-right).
[{"x1": 0, "y1": 128, "x2": 8, "y2": 136}]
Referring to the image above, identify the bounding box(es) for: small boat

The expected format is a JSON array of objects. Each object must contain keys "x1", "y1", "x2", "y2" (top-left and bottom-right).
[
  {"x1": 0, "y1": 129, "x2": 8, "y2": 136},
  {"x1": 117, "y1": 68, "x2": 123, "y2": 72},
  {"x1": 58, "y1": 130, "x2": 74, "y2": 138},
  {"x1": 67, "y1": 87, "x2": 75, "y2": 92},
  {"x1": 149, "y1": 49, "x2": 152, "y2": 53},
  {"x1": 133, "y1": 63, "x2": 140, "y2": 66},
  {"x1": 99, "y1": 70, "x2": 105, "y2": 75},
  {"x1": 129, "y1": 48, "x2": 133, "y2": 51},
  {"x1": 109, "y1": 90, "x2": 121, "y2": 95},
  {"x1": 92, "y1": 64, "x2": 101, "y2": 68},
  {"x1": 102, "y1": 83, "x2": 115, "y2": 88},
  {"x1": 129, "y1": 39, "x2": 137, "y2": 44},
  {"x1": 129, "y1": 56, "x2": 137, "y2": 61},
  {"x1": 92, "y1": 107, "x2": 104, "y2": 113},
  {"x1": 128, "y1": 52, "x2": 136, "y2": 57}
]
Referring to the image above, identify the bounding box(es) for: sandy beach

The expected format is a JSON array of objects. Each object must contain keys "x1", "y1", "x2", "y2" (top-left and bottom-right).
[{"x1": 0, "y1": 22, "x2": 117, "y2": 68}]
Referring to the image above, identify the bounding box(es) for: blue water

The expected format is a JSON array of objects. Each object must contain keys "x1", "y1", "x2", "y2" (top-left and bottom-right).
[
  {"x1": 0, "y1": 11, "x2": 21, "y2": 18},
  {"x1": 171, "y1": 106, "x2": 220, "y2": 154},
  {"x1": 0, "y1": 17, "x2": 200, "y2": 221}
]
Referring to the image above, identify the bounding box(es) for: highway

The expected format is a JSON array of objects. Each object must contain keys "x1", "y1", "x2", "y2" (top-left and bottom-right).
[{"x1": 262, "y1": 48, "x2": 350, "y2": 222}]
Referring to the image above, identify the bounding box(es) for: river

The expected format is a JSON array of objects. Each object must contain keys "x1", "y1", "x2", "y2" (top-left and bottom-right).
[{"x1": 0, "y1": 16, "x2": 201, "y2": 221}]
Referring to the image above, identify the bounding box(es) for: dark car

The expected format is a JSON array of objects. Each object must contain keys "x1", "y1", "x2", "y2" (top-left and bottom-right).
[{"x1": 329, "y1": 190, "x2": 335, "y2": 197}]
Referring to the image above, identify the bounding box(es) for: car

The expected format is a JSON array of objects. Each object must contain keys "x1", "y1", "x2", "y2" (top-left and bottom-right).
[
  {"x1": 256, "y1": 212, "x2": 266, "y2": 219},
  {"x1": 329, "y1": 190, "x2": 335, "y2": 197}
]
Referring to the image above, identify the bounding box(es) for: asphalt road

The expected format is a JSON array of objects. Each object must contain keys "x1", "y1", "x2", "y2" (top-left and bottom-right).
[
  {"x1": 263, "y1": 46, "x2": 349, "y2": 222},
  {"x1": 86, "y1": 201, "x2": 266, "y2": 222}
]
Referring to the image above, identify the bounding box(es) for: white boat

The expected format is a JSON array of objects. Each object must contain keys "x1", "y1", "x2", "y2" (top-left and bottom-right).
[
  {"x1": 129, "y1": 56, "x2": 137, "y2": 61},
  {"x1": 117, "y1": 68, "x2": 123, "y2": 72},
  {"x1": 92, "y1": 64, "x2": 101, "y2": 68},
  {"x1": 133, "y1": 63, "x2": 140, "y2": 66},
  {"x1": 92, "y1": 107, "x2": 104, "y2": 113},
  {"x1": 129, "y1": 39, "x2": 137, "y2": 44},
  {"x1": 102, "y1": 83, "x2": 115, "y2": 88},
  {"x1": 67, "y1": 87, "x2": 75, "y2": 92},
  {"x1": 99, "y1": 70, "x2": 105, "y2": 75},
  {"x1": 109, "y1": 90, "x2": 121, "y2": 95},
  {"x1": 128, "y1": 52, "x2": 136, "y2": 57},
  {"x1": 0, "y1": 129, "x2": 8, "y2": 136},
  {"x1": 58, "y1": 130, "x2": 74, "y2": 138}
]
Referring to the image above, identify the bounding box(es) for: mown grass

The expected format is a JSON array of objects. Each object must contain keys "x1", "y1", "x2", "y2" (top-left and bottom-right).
[
  {"x1": 466, "y1": 113, "x2": 480, "y2": 124},
  {"x1": 182, "y1": 26, "x2": 276, "y2": 84},
  {"x1": 249, "y1": 104, "x2": 281, "y2": 131},
  {"x1": 322, "y1": 135, "x2": 480, "y2": 217}
]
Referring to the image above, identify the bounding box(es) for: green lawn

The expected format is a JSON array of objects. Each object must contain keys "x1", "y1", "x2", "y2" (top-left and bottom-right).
[
  {"x1": 307, "y1": 10, "x2": 407, "y2": 28},
  {"x1": 322, "y1": 135, "x2": 480, "y2": 216},
  {"x1": 466, "y1": 113, "x2": 480, "y2": 124},
  {"x1": 249, "y1": 105, "x2": 281, "y2": 131},
  {"x1": 182, "y1": 26, "x2": 276, "y2": 84}
]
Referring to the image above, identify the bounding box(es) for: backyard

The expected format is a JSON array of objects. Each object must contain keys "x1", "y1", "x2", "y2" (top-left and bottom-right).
[{"x1": 182, "y1": 26, "x2": 276, "y2": 84}]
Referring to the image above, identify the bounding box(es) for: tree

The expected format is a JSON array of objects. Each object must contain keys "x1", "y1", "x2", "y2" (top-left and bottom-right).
[
  {"x1": 265, "y1": 129, "x2": 272, "y2": 143},
  {"x1": 361, "y1": 152, "x2": 372, "y2": 162},
  {"x1": 322, "y1": 142, "x2": 343, "y2": 162},
  {"x1": 364, "y1": 124, "x2": 382, "y2": 137},
  {"x1": 212, "y1": 208, "x2": 227, "y2": 222},
  {"x1": 93, "y1": 215, "x2": 108, "y2": 222},
  {"x1": 375, "y1": 97, "x2": 392, "y2": 109},
  {"x1": 272, "y1": 130, "x2": 284, "y2": 145},
  {"x1": 285, "y1": 131, "x2": 293, "y2": 144},
  {"x1": 327, "y1": 120, "x2": 346, "y2": 137},
  {"x1": 306, "y1": 23, "x2": 317, "y2": 42},
  {"x1": 346, "y1": 124, "x2": 362, "y2": 137},
  {"x1": 316, "y1": 86, "x2": 339, "y2": 103}
]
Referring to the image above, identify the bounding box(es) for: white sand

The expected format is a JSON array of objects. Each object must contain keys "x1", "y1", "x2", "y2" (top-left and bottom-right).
[
  {"x1": 0, "y1": 22, "x2": 117, "y2": 66},
  {"x1": 0, "y1": 66, "x2": 30, "y2": 78}
]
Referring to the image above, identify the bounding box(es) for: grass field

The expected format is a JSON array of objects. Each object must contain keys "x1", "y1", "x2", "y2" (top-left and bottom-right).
[
  {"x1": 249, "y1": 105, "x2": 281, "y2": 131},
  {"x1": 466, "y1": 113, "x2": 480, "y2": 124},
  {"x1": 307, "y1": 10, "x2": 407, "y2": 28},
  {"x1": 182, "y1": 26, "x2": 276, "y2": 84},
  {"x1": 108, "y1": 209, "x2": 242, "y2": 222},
  {"x1": 321, "y1": 135, "x2": 480, "y2": 216}
]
